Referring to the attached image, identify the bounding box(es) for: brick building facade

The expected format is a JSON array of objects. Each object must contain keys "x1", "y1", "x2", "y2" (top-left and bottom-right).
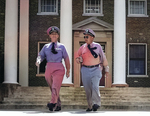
[{"x1": 0, "y1": 0, "x2": 150, "y2": 87}]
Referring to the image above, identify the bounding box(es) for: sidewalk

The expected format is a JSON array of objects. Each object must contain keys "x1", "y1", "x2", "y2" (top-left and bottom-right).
[{"x1": 0, "y1": 109, "x2": 150, "y2": 116}]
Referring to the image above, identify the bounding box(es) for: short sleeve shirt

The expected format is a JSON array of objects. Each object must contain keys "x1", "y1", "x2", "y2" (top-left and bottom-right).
[{"x1": 38, "y1": 41, "x2": 69, "y2": 62}]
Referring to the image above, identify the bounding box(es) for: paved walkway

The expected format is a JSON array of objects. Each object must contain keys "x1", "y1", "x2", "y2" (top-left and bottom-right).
[{"x1": 0, "y1": 109, "x2": 150, "y2": 116}]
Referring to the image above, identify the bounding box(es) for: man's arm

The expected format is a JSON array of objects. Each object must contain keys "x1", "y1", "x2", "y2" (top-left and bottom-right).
[
  {"x1": 62, "y1": 46, "x2": 70, "y2": 78},
  {"x1": 98, "y1": 44, "x2": 109, "y2": 78},
  {"x1": 64, "y1": 56, "x2": 70, "y2": 78},
  {"x1": 75, "y1": 46, "x2": 83, "y2": 64}
]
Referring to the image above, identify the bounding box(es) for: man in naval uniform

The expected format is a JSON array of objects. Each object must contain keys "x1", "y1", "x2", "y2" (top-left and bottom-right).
[
  {"x1": 76, "y1": 28, "x2": 109, "y2": 111},
  {"x1": 36, "y1": 26, "x2": 70, "y2": 111}
]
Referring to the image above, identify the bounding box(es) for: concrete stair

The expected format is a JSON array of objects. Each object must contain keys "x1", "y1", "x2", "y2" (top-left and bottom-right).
[{"x1": 0, "y1": 87, "x2": 150, "y2": 110}]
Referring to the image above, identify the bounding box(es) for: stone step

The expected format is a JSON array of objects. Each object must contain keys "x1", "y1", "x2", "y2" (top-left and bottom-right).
[
  {"x1": 11, "y1": 91, "x2": 150, "y2": 95},
  {"x1": 3, "y1": 98, "x2": 150, "y2": 104},
  {"x1": 1, "y1": 104, "x2": 150, "y2": 111},
  {"x1": 8, "y1": 94, "x2": 150, "y2": 100},
  {"x1": 2, "y1": 100, "x2": 150, "y2": 108},
  {"x1": 1, "y1": 103, "x2": 150, "y2": 111},
  {"x1": 1, "y1": 87, "x2": 150, "y2": 110},
  {"x1": 9, "y1": 89, "x2": 150, "y2": 95},
  {"x1": 3, "y1": 96, "x2": 150, "y2": 102},
  {"x1": 14, "y1": 90, "x2": 150, "y2": 94},
  {"x1": 15, "y1": 87, "x2": 150, "y2": 92}
]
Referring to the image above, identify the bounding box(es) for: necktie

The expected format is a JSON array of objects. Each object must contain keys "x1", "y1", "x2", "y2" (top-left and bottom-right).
[
  {"x1": 88, "y1": 44, "x2": 98, "y2": 58},
  {"x1": 51, "y1": 42, "x2": 58, "y2": 54}
]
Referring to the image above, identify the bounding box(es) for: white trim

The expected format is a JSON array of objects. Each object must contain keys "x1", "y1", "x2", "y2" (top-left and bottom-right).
[
  {"x1": 19, "y1": 0, "x2": 29, "y2": 86},
  {"x1": 128, "y1": 43, "x2": 148, "y2": 77},
  {"x1": 83, "y1": 0, "x2": 103, "y2": 16},
  {"x1": 127, "y1": 75, "x2": 148, "y2": 77},
  {"x1": 82, "y1": 13, "x2": 104, "y2": 16},
  {"x1": 101, "y1": 0, "x2": 103, "y2": 15},
  {"x1": 128, "y1": 14, "x2": 148, "y2": 17},
  {"x1": 72, "y1": 17, "x2": 113, "y2": 31},
  {"x1": 128, "y1": 0, "x2": 148, "y2": 17},
  {"x1": 37, "y1": 41, "x2": 49, "y2": 75},
  {"x1": 37, "y1": 0, "x2": 58, "y2": 15},
  {"x1": 80, "y1": 86, "x2": 105, "y2": 88},
  {"x1": 37, "y1": 12, "x2": 59, "y2": 15}
]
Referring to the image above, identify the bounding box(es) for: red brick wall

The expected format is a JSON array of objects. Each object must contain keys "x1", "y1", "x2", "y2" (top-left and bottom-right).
[{"x1": 1, "y1": 0, "x2": 149, "y2": 86}]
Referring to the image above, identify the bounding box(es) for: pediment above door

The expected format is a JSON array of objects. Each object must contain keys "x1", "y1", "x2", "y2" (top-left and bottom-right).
[{"x1": 73, "y1": 17, "x2": 114, "y2": 31}]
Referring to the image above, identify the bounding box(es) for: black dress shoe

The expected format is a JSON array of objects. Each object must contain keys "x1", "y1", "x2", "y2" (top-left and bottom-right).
[
  {"x1": 92, "y1": 104, "x2": 100, "y2": 111},
  {"x1": 54, "y1": 106, "x2": 61, "y2": 111},
  {"x1": 86, "y1": 108, "x2": 92, "y2": 111},
  {"x1": 47, "y1": 103, "x2": 56, "y2": 111}
]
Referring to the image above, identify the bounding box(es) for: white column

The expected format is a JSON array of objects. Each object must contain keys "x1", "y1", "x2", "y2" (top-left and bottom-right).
[
  {"x1": 4, "y1": 0, "x2": 18, "y2": 84},
  {"x1": 19, "y1": 0, "x2": 29, "y2": 86},
  {"x1": 60, "y1": 0, "x2": 72, "y2": 84},
  {"x1": 113, "y1": 0, "x2": 127, "y2": 86}
]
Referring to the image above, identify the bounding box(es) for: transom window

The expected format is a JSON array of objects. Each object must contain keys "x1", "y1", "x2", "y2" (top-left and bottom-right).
[
  {"x1": 37, "y1": 0, "x2": 58, "y2": 15},
  {"x1": 128, "y1": 44, "x2": 148, "y2": 77},
  {"x1": 128, "y1": 0, "x2": 148, "y2": 17},
  {"x1": 83, "y1": 0, "x2": 103, "y2": 16}
]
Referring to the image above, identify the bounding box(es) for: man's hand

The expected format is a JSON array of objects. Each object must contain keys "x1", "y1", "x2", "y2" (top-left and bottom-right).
[
  {"x1": 35, "y1": 62, "x2": 40, "y2": 67},
  {"x1": 76, "y1": 56, "x2": 83, "y2": 64},
  {"x1": 66, "y1": 70, "x2": 70, "y2": 78},
  {"x1": 76, "y1": 58, "x2": 80, "y2": 64}
]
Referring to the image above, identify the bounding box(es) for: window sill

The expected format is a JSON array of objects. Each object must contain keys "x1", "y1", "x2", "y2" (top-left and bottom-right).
[
  {"x1": 36, "y1": 74, "x2": 45, "y2": 77},
  {"x1": 128, "y1": 14, "x2": 149, "y2": 17},
  {"x1": 127, "y1": 75, "x2": 149, "y2": 78},
  {"x1": 37, "y1": 12, "x2": 59, "y2": 16},
  {"x1": 82, "y1": 13, "x2": 104, "y2": 17}
]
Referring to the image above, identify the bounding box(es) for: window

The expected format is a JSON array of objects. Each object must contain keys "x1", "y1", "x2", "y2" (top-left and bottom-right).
[
  {"x1": 83, "y1": 0, "x2": 103, "y2": 16},
  {"x1": 37, "y1": 0, "x2": 58, "y2": 15},
  {"x1": 128, "y1": 0, "x2": 148, "y2": 17},
  {"x1": 36, "y1": 42, "x2": 48, "y2": 76},
  {"x1": 128, "y1": 43, "x2": 148, "y2": 77}
]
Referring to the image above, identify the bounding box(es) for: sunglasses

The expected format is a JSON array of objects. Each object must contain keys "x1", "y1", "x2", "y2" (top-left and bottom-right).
[
  {"x1": 51, "y1": 33, "x2": 58, "y2": 35},
  {"x1": 84, "y1": 36, "x2": 89, "y2": 39}
]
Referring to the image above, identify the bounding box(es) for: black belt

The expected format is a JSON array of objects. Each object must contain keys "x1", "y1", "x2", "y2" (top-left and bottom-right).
[{"x1": 82, "y1": 64, "x2": 99, "y2": 68}]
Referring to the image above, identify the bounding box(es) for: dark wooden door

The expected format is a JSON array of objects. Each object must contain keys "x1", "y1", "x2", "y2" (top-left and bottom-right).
[{"x1": 99, "y1": 67, "x2": 105, "y2": 86}]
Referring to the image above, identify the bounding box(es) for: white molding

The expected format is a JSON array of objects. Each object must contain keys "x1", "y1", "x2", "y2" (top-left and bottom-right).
[
  {"x1": 72, "y1": 17, "x2": 113, "y2": 31},
  {"x1": 127, "y1": 75, "x2": 149, "y2": 77},
  {"x1": 128, "y1": 14, "x2": 148, "y2": 17},
  {"x1": 37, "y1": 12, "x2": 59, "y2": 15},
  {"x1": 82, "y1": 13, "x2": 104, "y2": 16},
  {"x1": 128, "y1": 43, "x2": 147, "y2": 77}
]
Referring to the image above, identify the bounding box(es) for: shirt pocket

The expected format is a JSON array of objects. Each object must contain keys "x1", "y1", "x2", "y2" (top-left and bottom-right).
[
  {"x1": 52, "y1": 50, "x2": 62, "y2": 62},
  {"x1": 82, "y1": 47, "x2": 88, "y2": 55},
  {"x1": 45, "y1": 49, "x2": 51, "y2": 56}
]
